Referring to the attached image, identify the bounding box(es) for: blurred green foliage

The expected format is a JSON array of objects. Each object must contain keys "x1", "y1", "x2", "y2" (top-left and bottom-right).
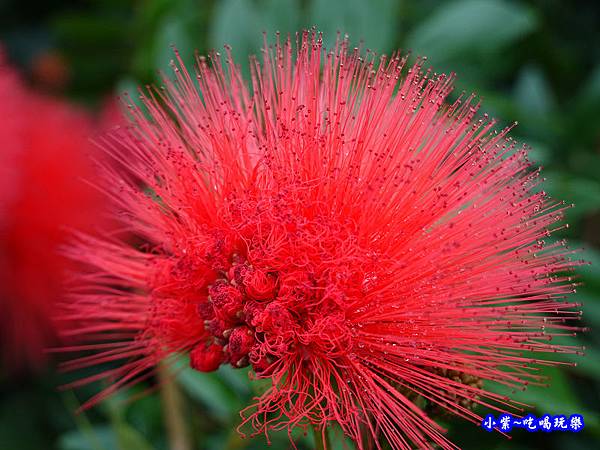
[{"x1": 1, "y1": 0, "x2": 600, "y2": 449}]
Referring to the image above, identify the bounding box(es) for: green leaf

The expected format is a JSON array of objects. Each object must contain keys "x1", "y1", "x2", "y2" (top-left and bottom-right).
[
  {"x1": 309, "y1": 0, "x2": 399, "y2": 52},
  {"x1": 565, "y1": 344, "x2": 600, "y2": 379},
  {"x1": 515, "y1": 137, "x2": 552, "y2": 166},
  {"x1": 209, "y1": 0, "x2": 303, "y2": 73},
  {"x1": 541, "y1": 334, "x2": 599, "y2": 379},
  {"x1": 218, "y1": 364, "x2": 252, "y2": 396},
  {"x1": 154, "y1": 15, "x2": 194, "y2": 73},
  {"x1": 567, "y1": 241, "x2": 600, "y2": 286},
  {"x1": 209, "y1": 0, "x2": 261, "y2": 64},
  {"x1": 543, "y1": 172, "x2": 600, "y2": 222},
  {"x1": 406, "y1": 0, "x2": 537, "y2": 63},
  {"x1": 115, "y1": 77, "x2": 148, "y2": 112},
  {"x1": 488, "y1": 367, "x2": 599, "y2": 432},
  {"x1": 514, "y1": 65, "x2": 556, "y2": 117},
  {"x1": 125, "y1": 393, "x2": 164, "y2": 443},
  {"x1": 58, "y1": 427, "x2": 116, "y2": 450},
  {"x1": 578, "y1": 288, "x2": 600, "y2": 327},
  {"x1": 89, "y1": 386, "x2": 155, "y2": 450},
  {"x1": 258, "y1": 0, "x2": 302, "y2": 37},
  {"x1": 114, "y1": 422, "x2": 155, "y2": 450},
  {"x1": 177, "y1": 366, "x2": 243, "y2": 422},
  {"x1": 577, "y1": 64, "x2": 600, "y2": 106}
]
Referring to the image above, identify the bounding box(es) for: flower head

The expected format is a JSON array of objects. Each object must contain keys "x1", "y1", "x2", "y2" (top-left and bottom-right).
[
  {"x1": 62, "y1": 31, "x2": 582, "y2": 449},
  {"x1": 0, "y1": 49, "x2": 111, "y2": 371}
]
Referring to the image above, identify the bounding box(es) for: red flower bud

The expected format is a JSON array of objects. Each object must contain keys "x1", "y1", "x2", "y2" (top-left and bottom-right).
[
  {"x1": 204, "y1": 317, "x2": 234, "y2": 339},
  {"x1": 208, "y1": 279, "x2": 243, "y2": 321},
  {"x1": 243, "y1": 268, "x2": 277, "y2": 300},
  {"x1": 190, "y1": 343, "x2": 225, "y2": 372},
  {"x1": 197, "y1": 301, "x2": 215, "y2": 320},
  {"x1": 256, "y1": 302, "x2": 294, "y2": 334},
  {"x1": 227, "y1": 326, "x2": 255, "y2": 367},
  {"x1": 228, "y1": 263, "x2": 251, "y2": 287}
]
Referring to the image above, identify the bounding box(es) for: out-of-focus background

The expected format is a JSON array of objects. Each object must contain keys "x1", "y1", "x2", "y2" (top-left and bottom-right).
[{"x1": 1, "y1": 0, "x2": 599, "y2": 449}]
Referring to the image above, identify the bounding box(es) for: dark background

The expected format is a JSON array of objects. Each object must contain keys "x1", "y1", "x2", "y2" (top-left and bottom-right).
[{"x1": 1, "y1": 0, "x2": 599, "y2": 449}]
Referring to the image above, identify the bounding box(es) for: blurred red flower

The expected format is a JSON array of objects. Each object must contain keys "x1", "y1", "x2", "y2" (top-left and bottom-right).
[
  {"x1": 61, "y1": 32, "x2": 583, "y2": 449},
  {"x1": 0, "y1": 49, "x2": 111, "y2": 372}
]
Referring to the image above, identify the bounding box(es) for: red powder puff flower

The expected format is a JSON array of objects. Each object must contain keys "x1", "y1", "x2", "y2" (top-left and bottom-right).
[
  {"x1": 61, "y1": 32, "x2": 583, "y2": 449},
  {"x1": 0, "y1": 50, "x2": 111, "y2": 372}
]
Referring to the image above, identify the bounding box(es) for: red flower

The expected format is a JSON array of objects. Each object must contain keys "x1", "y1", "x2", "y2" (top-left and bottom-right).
[
  {"x1": 61, "y1": 32, "x2": 583, "y2": 449},
  {"x1": 0, "y1": 49, "x2": 111, "y2": 371}
]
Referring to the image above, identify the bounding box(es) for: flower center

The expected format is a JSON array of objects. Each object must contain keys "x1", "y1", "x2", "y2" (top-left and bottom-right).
[{"x1": 190, "y1": 253, "x2": 295, "y2": 375}]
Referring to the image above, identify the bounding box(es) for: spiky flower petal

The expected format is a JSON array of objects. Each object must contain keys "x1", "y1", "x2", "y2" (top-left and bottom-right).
[{"x1": 62, "y1": 32, "x2": 582, "y2": 449}]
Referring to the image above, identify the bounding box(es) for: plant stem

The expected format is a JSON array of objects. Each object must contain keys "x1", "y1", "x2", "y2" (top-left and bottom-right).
[
  {"x1": 158, "y1": 363, "x2": 192, "y2": 450},
  {"x1": 62, "y1": 391, "x2": 106, "y2": 450},
  {"x1": 223, "y1": 427, "x2": 247, "y2": 450},
  {"x1": 312, "y1": 423, "x2": 330, "y2": 450}
]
